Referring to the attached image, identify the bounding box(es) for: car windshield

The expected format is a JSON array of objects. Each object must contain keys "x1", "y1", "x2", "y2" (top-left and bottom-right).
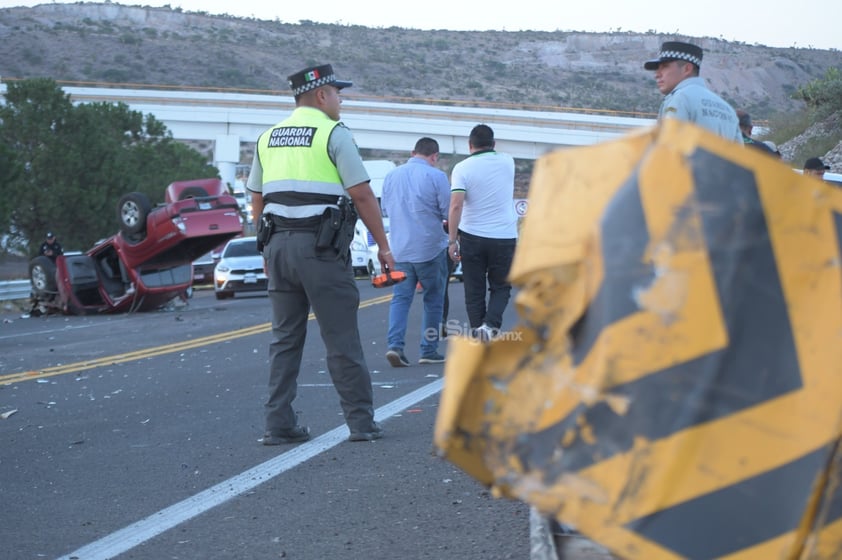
[{"x1": 224, "y1": 241, "x2": 258, "y2": 258}]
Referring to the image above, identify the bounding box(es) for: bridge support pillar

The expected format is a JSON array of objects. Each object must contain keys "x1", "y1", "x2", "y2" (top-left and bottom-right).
[{"x1": 214, "y1": 134, "x2": 240, "y2": 192}]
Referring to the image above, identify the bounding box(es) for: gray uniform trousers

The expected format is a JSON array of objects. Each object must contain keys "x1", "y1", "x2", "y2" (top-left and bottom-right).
[{"x1": 263, "y1": 229, "x2": 377, "y2": 435}]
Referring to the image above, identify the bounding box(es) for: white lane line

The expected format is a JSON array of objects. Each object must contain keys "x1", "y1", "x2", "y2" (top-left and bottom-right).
[
  {"x1": 56, "y1": 378, "x2": 444, "y2": 560},
  {"x1": 0, "y1": 319, "x2": 136, "y2": 341}
]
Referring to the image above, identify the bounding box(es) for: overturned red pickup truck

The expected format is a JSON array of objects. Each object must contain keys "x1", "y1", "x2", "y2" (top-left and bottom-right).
[{"x1": 29, "y1": 178, "x2": 243, "y2": 314}]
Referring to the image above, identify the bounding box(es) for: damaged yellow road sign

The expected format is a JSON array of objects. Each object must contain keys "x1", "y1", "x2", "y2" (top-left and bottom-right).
[{"x1": 434, "y1": 119, "x2": 842, "y2": 559}]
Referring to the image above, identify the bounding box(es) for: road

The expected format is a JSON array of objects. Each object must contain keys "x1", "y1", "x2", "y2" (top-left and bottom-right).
[{"x1": 0, "y1": 280, "x2": 529, "y2": 560}]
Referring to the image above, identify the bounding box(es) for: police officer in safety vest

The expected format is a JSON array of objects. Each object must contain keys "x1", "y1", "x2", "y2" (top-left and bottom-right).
[{"x1": 247, "y1": 63, "x2": 394, "y2": 445}]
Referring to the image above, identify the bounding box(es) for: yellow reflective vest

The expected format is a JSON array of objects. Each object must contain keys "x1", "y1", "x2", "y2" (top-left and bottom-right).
[{"x1": 256, "y1": 107, "x2": 345, "y2": 217}]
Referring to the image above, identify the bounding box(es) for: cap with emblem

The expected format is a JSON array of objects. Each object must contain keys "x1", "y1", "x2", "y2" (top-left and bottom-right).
[
  {"x1": 644, "y1": 41, "x2": 704, "y2": 70},
  {"x1": 287, "y1": 64, "x2": 352, "y2": 96},
  {"x1": 46, "y1": 232, "x2": 54, "y2": 238}
]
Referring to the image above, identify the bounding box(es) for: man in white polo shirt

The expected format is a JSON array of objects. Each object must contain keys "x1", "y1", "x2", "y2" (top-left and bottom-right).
[{"x1": 447, "y1": 124, "x2": 518, "y2": 342}]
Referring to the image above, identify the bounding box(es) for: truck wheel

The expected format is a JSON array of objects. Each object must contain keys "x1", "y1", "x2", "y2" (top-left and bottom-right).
[
  {"x1": 29, "y1": 256, "x2": 57, "y2": 296},
  {"x1": 117, "y1": 192, "x2": 152, "y2": 236},
  {"x1": 178, "y1": 186, "x2": 209, "y2": 200}
]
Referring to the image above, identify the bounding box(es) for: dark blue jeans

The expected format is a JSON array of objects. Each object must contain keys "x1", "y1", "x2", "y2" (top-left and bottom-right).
[
  {"x1": 387, "y1": 250, "x2": 449, "y2": 356},
  {"x1": 457, "y1": 230, "x2": 516, "y2": 329}
]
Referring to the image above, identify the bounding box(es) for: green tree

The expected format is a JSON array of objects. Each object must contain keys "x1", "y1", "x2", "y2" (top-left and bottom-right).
[
  {"x1": 0, "y1": 142, "x2": 21, "y2": 198},
  {"x1": 793, "y1": 67, "x2": 842, "y2": 119},
  {"x1": 0, "y1": 78, "x2": 217, "y2": 256},
  {"x1": 0, "y1": 78, "x2": 73, "y2": 255}
]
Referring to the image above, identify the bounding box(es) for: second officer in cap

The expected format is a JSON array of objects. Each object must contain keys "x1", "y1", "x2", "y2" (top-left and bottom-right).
[
  {"x1": 644, "y1": 41, "x2": 742, "y2": 142},
  {"x1": 247, "y1": 64, "x2": 394, "y2": 445}
]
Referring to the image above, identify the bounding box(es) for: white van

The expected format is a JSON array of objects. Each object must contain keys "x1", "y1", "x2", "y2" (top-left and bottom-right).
[
  {"x1": 232, "y1": 191, "x2": 252, "y2": 222},
  {"x1": 824, "y1": 171, "x2": 842, "y2": 188},
  {"x1": 350, "y1": 160, "x2": 396, "y2": 276}
]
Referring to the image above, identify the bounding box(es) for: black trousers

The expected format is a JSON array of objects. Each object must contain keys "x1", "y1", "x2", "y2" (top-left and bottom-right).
[
  {"x1": 457, "y1": 230, "x2": 516, "y2": 330},
  {"x1": 442, "y1": 251, "x2": 457, "y2": 326}
]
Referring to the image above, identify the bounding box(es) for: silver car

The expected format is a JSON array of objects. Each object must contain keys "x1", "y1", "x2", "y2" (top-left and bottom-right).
[{"x1": 213, "y1": 236, "x2": 267, "y2": 299}]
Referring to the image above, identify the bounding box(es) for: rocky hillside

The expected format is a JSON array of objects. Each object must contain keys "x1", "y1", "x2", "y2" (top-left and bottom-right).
[
  {"x1": 1, "y1": 3, "x2": 839, "y2": 116},
  {"x1": 0, "y1": 3, "x2": 840, "y2": 170},
  {"x1": 778, "y1": 111, "x2": 842, "y2": 172}
]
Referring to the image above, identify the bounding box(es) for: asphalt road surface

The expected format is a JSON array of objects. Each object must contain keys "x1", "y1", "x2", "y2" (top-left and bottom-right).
[{"x1": 0, "y1": 279, "x2": 531, "y2": 560}]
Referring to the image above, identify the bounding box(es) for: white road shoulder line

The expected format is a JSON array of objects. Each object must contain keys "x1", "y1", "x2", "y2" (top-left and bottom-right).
[{"x1": 57, "y1": 378, "x2": 444, "y2": 560}]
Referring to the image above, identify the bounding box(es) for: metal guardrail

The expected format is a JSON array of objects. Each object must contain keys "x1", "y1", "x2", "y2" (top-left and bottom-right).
[{"x1": 0, "y1": 280, "x2": 31, "y2": 302}]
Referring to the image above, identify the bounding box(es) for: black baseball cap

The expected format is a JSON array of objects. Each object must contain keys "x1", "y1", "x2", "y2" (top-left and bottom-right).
[{"x1": 804, "y1": 157, "x2": 830, "y2": 171}]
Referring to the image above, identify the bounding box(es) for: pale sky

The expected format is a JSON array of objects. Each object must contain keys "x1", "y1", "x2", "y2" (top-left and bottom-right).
[{"x1": 3, "y1": 0, "x2": 841, "y2": 50}]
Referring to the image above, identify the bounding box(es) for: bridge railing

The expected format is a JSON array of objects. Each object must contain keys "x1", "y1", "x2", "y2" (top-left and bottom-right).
[{"x1": 0, "y1": 81, "x2": 657, "y2": 160}]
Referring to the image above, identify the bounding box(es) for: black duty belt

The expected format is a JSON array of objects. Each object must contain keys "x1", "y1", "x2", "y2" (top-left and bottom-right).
[{"x1": 269, "y1": 214, "x2": 322, "y2": 232}]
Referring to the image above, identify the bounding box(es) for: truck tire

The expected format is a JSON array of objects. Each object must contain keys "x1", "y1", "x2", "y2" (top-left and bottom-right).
[
  {"x1": 29, "y1": 256, "x2": 57, "y2": 296},
  {"x1": 117, "y1": 192, "x2": 152, "y2": 236}
]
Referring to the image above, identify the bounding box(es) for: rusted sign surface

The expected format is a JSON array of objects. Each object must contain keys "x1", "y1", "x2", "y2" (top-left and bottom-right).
[{"x1": 435, "y1": 119, "x2": 842, "y2": 559}]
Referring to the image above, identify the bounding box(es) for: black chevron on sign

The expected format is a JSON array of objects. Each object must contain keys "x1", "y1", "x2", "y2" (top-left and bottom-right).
[
  {"x1": 516, "y1": 150, "x2": 803, "y2": 480},
  {"x1": 567, "y1": 170, "x2": 655, "y2": 366},
  {"x1": 625, "y1": 444, "x2": 838, "y2": 559},
  {"x1": 836, "y1": 212, "x2": 842, "y2": 265}
]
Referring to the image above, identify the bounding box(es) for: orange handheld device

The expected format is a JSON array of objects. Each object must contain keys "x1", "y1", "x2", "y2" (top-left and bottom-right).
[{"x1": 371, "y1": 269, "x2": 407, "y2": 288}]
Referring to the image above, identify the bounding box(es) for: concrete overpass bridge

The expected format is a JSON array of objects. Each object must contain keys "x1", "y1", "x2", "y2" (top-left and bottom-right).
[{"x1": 4, "y1": 84, "x2": 657, "y2": 188}]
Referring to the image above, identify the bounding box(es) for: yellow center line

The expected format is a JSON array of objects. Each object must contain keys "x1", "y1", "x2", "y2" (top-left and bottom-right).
[{"x1": 1, "y1": 294, "x2": 393, "y2": 385}]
